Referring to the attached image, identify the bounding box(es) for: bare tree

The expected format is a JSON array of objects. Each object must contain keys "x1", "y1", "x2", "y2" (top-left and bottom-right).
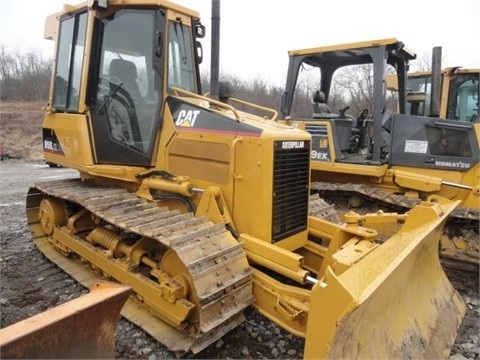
[
  {"x1": 412, "y1": 51, "x2": 433, "y2": 71},
  {"x1": 334, "y1": 64, "x2": 374, "y2": 117},
  {"x1": 0, "y1": 45, "x2": 52, "y2": 101},
  {"x1": 411, "y1": 50, "x2": 448, "y2": 72}
]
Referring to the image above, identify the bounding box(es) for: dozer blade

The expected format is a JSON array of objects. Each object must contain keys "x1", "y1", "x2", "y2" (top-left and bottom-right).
[
  {"x1": 305, "y1": 199, "x2": 466, "y2": 359},
  {"x1": 0, "y1": 281, "x2": 130, "y2": 359}
]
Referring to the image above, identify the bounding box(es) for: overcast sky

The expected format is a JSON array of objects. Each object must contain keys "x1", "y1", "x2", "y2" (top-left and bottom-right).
[{"x1": 1, "y1": 0, "x2": 479, "y2": 86}]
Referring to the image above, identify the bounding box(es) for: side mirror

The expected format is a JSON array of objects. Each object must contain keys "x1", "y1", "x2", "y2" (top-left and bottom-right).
[{"x1": 195, "y1": 23, "x2": 206, "y2": 38}]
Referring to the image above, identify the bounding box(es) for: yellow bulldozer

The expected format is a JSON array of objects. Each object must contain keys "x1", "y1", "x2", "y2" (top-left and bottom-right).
[
  {"x1": 24, "y1": 1, "x2": 466, "y2": 358},
  {"x1": 386, "y1": 66, "x2": 479, "y2": 122},
  {"x1": 386, "y1": 64, "x2": 479, "y2": 265},
  {"x1": 280, "y1": 39, "x2": 479, "y2": 268}
]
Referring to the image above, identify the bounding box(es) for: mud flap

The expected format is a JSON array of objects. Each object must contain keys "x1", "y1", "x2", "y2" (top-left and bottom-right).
[
  {"x1": 0, "y1": 281, "x2": 131, "y2": 359},
  {"x1": 304, "y1": 199, "x2": 466, "y2": 359}
]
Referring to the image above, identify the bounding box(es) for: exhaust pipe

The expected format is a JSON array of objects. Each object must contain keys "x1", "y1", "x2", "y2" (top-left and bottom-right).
[
  {"x1": 430, "y1": 46, "x2": 442, "y2": 118},
  {"x1": 210, "y1": 0, "x2": 220, "y2": 100}
]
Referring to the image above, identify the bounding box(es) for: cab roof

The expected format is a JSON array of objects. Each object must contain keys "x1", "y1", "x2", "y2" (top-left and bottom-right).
[{"x1": 288, "y1": 38, "x2": 416, "y2": 68}]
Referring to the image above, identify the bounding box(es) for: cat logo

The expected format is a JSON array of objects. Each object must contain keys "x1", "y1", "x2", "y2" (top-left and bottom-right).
[{"x1": 175, "y1": 109, "x2": 200, "y2": 127}]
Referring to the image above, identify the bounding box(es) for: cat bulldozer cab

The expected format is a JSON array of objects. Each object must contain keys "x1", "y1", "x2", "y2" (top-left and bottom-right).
[
  {"x1": 280, "y1": 38, "x2": 479, "y2": 267},
  {"x1": 21, "y1": 4, "x2": 466, "y2": 358}
]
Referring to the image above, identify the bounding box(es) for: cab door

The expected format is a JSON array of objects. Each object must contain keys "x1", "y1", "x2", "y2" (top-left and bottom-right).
[{"x1": 88, "y1": 9, "x2": 164, "y2": 166}]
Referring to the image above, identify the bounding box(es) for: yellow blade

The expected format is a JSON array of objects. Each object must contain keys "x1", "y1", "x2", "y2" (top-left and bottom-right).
[
  {"x1": 0, "y1": 282, "x2": 130, "y2": 359},
  {"x1": 305, "y1": 199, "x2": 466, "y2": 359}
]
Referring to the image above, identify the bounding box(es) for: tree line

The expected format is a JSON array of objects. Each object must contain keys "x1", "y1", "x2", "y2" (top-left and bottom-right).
[
  {"x1": 0, "y1": 45, "x2": 52, "y2": 101},
  {"x1": 1, "y1": 45, "x2": 398, "y2": 120}
]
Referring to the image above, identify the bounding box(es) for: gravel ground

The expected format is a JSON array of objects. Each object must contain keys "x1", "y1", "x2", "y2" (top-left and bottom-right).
[{"x1": 1, "y1": 161, "x2": 478, "y2": 359}]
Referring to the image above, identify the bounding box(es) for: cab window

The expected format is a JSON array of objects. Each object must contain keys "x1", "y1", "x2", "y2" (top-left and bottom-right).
[
  {"x1": 52, "y1": 11, "x2": 87, "y2": 111},
  {"x1": 167, "y1": 21, "x2": 196, "y2": 93},
  {"x1": 448, "y1": 75, "x2": 479, "y2": 122}
]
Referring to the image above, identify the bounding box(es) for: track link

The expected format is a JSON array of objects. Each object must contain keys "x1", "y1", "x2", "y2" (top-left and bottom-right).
[
  {"x1": 309, "y1": 193, "x2": 341, "y2": 224},
  {"x1": 26, "y1": 178, "x2": 253, "y2": 354}
]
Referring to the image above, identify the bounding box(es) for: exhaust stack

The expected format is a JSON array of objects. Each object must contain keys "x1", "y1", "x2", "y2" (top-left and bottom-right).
[
  {"x1": 430, "y1": 46, "x2": 442, "y2": 117},
  {"x1": 210, "y1": 0, "x2": 220, "y2": 100}
]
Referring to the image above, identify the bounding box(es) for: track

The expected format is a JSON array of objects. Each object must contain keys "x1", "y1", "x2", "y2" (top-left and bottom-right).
[
  {"x1": 310, "y1": 181, "x2": 480, "y2": 270},
  {"x1": 26, "y1": 178, "x2": 253, "y2": 355}
]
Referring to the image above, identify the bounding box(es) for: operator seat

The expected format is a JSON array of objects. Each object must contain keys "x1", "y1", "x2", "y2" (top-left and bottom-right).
[
  {"x1": 106, "y1": 59, "x2": 143, "y2": 152},
  {"x1": 108, "y1": 59, "x2": 142, "y2": 101},
  {"x1": 313, "y1": 90, "x2": 332, "y2": 114}
]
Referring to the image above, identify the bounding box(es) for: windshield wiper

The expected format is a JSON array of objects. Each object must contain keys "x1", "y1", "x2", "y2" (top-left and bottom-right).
[{"x1": 173, "y1": 21, "x2": 188, "y2": 65}]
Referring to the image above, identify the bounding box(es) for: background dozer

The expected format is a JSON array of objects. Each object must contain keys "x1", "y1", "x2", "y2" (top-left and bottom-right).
[
  {"x1": 24, "y1": 2, "x2": 465, "y2": 358},
  {"x1": 386, "y1": 66, "x2": 479, "y2": 122},
  {"x1": 280, "y1": 39, "x2": 479, "y2": 268},
  {"x1": 386, "y1": 65, "x2": 479, "y2": 266}
]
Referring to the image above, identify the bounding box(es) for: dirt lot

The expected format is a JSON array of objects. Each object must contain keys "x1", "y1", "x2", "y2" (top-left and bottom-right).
[
  {"x1": 0, "y1": 101, "x2": 45, "y2": 161},
  {"x1": 0, "y1": 101, "x2": 479, "y2": 358}
]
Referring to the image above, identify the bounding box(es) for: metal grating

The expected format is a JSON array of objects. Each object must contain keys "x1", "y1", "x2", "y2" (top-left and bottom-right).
[
  {"x1": 305, "y1": 123, "x2": 328, "y2": 135},
  {"x1": 272, "y1": 140, "x2": 310, "y2": 242}
]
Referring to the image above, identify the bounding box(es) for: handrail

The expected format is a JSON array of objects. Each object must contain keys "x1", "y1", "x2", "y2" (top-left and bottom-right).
[
  {"x1": 230, "y1": 137, "x2": 243, "y2": 180},
  {"x1": 203, "y1": 91, "x2": 279, "y2": 121},
  {"x1": 227, "y1": 97, "x2": 278, "y2": 121}
]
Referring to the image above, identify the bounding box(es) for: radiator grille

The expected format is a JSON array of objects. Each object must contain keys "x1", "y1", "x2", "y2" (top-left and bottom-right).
[{"x1": 272, "y1": 140, "x2": 310, "y2": 242}]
